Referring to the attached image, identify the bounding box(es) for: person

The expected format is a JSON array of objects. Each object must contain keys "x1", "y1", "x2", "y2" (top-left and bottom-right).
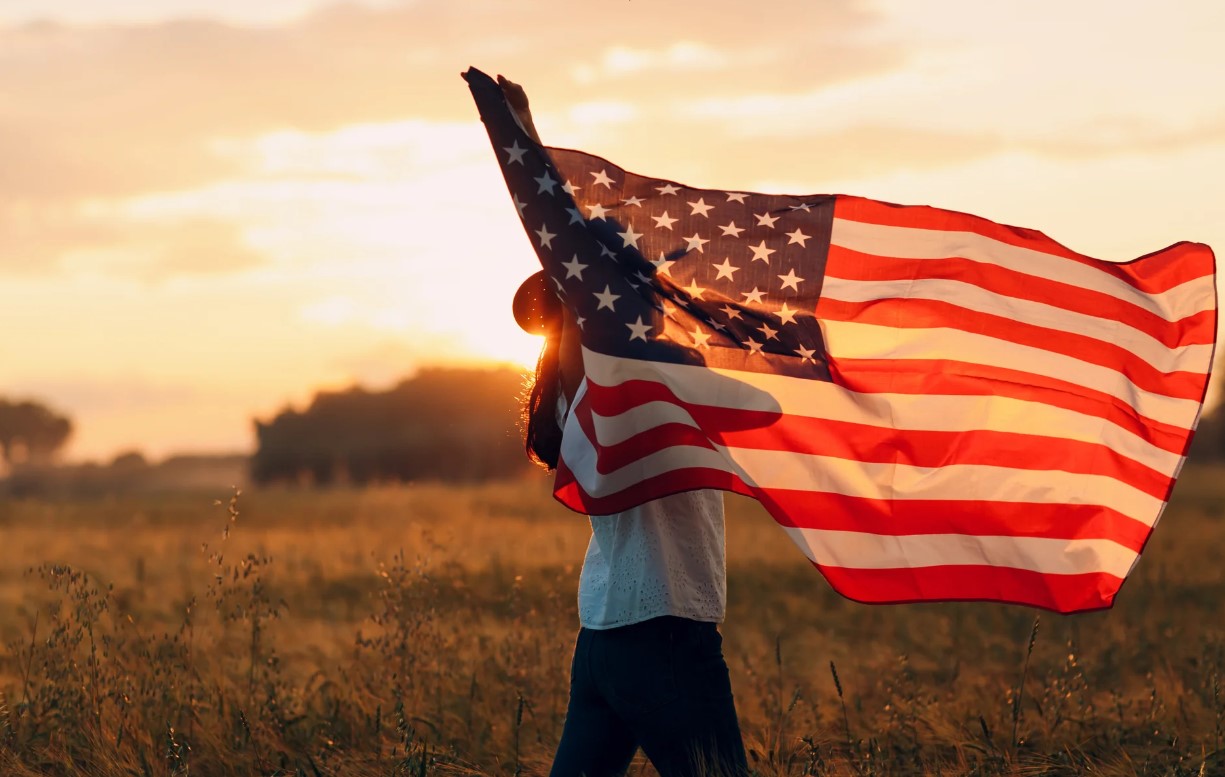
[{"x1": 501, "y1": 75, "x2": 750, "y2": 777}]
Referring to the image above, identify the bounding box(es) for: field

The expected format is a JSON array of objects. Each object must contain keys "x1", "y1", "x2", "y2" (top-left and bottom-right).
[{"x1": 1, "y1": 469, "x2": 1224, "y2": 776}]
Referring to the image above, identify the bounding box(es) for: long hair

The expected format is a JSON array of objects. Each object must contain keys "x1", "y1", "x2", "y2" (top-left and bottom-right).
[{"x1": 522, "y1": 325, "x2": 563, "y2": 470}]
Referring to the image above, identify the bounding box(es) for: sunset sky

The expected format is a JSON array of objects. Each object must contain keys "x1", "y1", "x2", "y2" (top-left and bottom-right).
[{"x1": 2, "y1": 0, "x2": 1222, "y2": 462}]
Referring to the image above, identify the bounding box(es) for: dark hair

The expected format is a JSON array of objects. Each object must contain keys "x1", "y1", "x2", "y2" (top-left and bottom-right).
[{"x1": 522, "y1": 324, "x2": 563, "y2": 470}]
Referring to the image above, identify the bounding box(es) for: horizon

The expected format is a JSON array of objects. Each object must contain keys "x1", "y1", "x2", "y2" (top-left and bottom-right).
[{"x1": 2, "y1": 0, "x2": 1222, "y2": 462}]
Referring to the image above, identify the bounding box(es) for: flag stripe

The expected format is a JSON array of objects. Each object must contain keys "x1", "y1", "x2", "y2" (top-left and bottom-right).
[
  {"x1": 820, "y1": 277, "x2": 1214, "y2": 373},
  {"x1": 580, "y1": 349, "x2": 1187, "y2": 471},
  {"x1": 823, "y1": 320, "x2": 1203, "y2": 423},
  {"x1": 823, "y1": 246, "x2": 1217, "y2": 348},
  {"x1": 834, "y1": 197, "x2": 1216, "y2": 295}
]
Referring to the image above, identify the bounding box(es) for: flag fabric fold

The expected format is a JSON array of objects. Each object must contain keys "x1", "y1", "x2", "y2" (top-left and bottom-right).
[{"x1": 464, "y1": 67, "x2": 1217, "y2": 613}]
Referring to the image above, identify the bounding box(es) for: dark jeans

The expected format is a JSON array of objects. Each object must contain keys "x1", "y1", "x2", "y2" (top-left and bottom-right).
[{"x1": 550, "y1": 616, "x2": 749, "y2": 777}]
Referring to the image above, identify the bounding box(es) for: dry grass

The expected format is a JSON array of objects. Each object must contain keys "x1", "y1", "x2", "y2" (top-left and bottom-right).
[{"x1": 1, "y1": 468, "x2": 1224, "y2": 775}]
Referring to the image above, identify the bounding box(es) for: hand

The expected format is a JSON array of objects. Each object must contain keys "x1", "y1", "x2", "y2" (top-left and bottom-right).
[{"x1": 497, "y1": 74, "x2": 541, "y2": 143}]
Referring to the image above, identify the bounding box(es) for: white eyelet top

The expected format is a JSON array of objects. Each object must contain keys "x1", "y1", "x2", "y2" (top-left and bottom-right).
[{"x1": 557, "y1": 389, "x2": 727, "y2": 630}]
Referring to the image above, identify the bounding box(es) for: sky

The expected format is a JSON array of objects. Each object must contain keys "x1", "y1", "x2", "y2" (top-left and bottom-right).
[{"x1": 1, "y1": 0, "x2": 1222, "y2": 462}]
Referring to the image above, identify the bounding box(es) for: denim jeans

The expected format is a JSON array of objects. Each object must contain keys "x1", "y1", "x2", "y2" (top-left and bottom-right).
[{"x1": 550, "y1": 616, "x2": 749, "y2": 777}]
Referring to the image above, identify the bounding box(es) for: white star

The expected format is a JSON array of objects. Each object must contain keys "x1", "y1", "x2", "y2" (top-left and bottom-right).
[
  {"x1": 796, "y1": 344, "x2": 817, "y2": 362},
  {"x1": 741, "y1": 287, "x2": 766, "y2": 305},
  {"x1": 789, "y1": 202, "x2": 812, "y2": 212},
  {"x1": 755, "y1": 212, "x2": 778, "y2": 228},
  {"x1": 626, "y1": 316, "x2": 652, "y2": 341},
  {"x1": 623, "y1": 195, "x2": 644, "y2": 207},
  {"x1": 776, "y1": 302, "x2": 798, "y2": 325},
  {"x1": 726, "y1": 192, "x2": 749, "y2": 203},
  {"x1": 749, "y1": 241, "x2": 775, "y2": 263},
  {"x1": 562, "y1": 180, "x2": 581, "y2": 196},
  {"x1": 618, "y1": 225, "x2": 643, "y2": 248},
  {"x1": 652, "y1": 253, "x2": 676, "y2": 276},
  {"x1": 712, "y1": 259, "x2": 739, "y2": 281},
  {"x1": 684, "y1": 233, "x2": 709, "y2": 253},
  {"x1": 503, "y1": 141, "x2": 527, "y2": 165},
  {"x1": 535, "y1": 171, "x2": 558, "y2": 195},
  {"x1": 719, "y1": 304, "x2": 743, "y2": 320},
  {"x1": 758, "y1": 322, "x2": 779, "y2": 340},
  {"x1": 745, "y1": 338, "x2": 764, "y2": 355},
  {"x1": 634, "y1": 270, "x2": 653, "y2": 284},
  {"x1": 719, "y1": 221, "x2": 744, "y2": 237},
  {"x1": 593, "y1": 285, "x2": 620, "y2": 311},
  {"x1": 600, "y1": 244, "x2": 617, "y2": 259},
  {"x1": 565, "y1": 207, "x2": 584, "y2": 225},
  {"x1": 778, "y1": 268, "x2": 805, "y2": 291},
  {"x1": 514, "y1": 195, "x2": 528, "y2": 218},
  {"x1": 575, "y1": 316, "x2": 586, "y2": 329},
  {"x1": 656, "y1": 183, "x2": 681, "y2": 196},
  {"x1": 587, "y1": 203, "x2": 610, "y2": 220},
  {"x1": 682, "y1": 279, "x2": 706, "y2": 299},
  {"x1": 591, "y1": 169, "x2": 615, "y2": 188},
  {"x1": 552, "y1": 276, "x2": 565, "y2": 294},
  {"x1": 562, "y1": 255, "x2": 587, "y2": 279},
  {"x1": 534, "y1": 225, "x2": 556, "y2": 248},
  {"x1": 652, "y1": 211, "x2": 678, "y2": 230},
  {"x1": 785, "y1": 229, "x2": 811, "y2": 247},
  {"x1": 691, "y1": 328, "x2": 712, "y2": 348},
  {"x1": 688, "y1": 198, "x2": 714, "y2": 218}
]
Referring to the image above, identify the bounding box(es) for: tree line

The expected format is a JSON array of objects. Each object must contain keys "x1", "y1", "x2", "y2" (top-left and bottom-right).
[{"x1": 251, "y1": 366, "x2": 532, "y2": 485}]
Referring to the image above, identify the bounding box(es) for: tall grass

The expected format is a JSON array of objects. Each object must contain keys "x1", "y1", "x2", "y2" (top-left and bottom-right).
[{"x1": 1, "y1": 469, "x2": 1223, "y2": 775}]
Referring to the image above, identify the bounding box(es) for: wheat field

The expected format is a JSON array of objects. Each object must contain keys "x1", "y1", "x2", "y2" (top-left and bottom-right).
[{"x1": 1, "y1": 468, "x2": 1224, "y2": 776}]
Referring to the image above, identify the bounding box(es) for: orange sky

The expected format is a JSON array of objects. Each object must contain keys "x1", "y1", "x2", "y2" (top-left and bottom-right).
[{"x1": 2, "y1": 0, "x2": 1223, "y2": 461}]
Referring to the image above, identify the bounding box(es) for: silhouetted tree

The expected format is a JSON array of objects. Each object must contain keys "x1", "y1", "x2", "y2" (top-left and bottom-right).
[
  {"x1": 251, "y1": 366, "x2": 529, "y2": 485},
  {"x1": 0, "y1": 398, "x2": 73, "y2": 467}
]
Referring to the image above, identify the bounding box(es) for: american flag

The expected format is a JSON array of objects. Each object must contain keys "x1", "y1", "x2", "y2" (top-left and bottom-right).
[{"x1": 465, "y1": 68, "x2": 1217, "y2": 613}]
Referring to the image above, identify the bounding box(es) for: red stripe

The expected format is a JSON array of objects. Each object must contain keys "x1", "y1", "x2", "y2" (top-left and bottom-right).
[
  {"x1": 832, "y1": 358, "x2": 1194, "y2": 454},
  {"x1": 764, "y1": 491, "x2": 1151, "y2": 551},
  {"x1": 581, "y1": 381, "x2": 1172, "y2": 497},
  {"x1": 825, "y1": 246, "x2": 1217, "y2": 346},
  {"x1": 817, "y1": 295, "x2": 1208, "y2": 401},
  {"x1": 815, "y1": 563, "x2": 1123, "y2": 613},
  {"x1": 834, "y1": 195, "x2": 1216, "y2": 296}
]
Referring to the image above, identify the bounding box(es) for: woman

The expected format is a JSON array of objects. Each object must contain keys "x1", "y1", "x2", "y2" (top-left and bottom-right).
[{"x1": 503, "y1": 75, "x2": 749, "y2": 777}]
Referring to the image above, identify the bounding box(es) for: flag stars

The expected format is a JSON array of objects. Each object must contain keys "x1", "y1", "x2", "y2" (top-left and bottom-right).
[
  {"x1": 652, "y1": 253, "x2": 676, "y2": 276},
  {"x1": 682, "y1": 279, "x2": 706, "y2": 299},
  {"x1": 623, "y1": 195, "x2": 644, "y2": 207},
  {"x1": 778, "y1": 268, "x2": 805, "y2": 291},
  {"x1": 776, "y1": 302, "x2": 798, "y2": 325},
  {"x1": 562, "y1": 180, "x2": 581, "y2": 196},
  {"x1": 656, "y1": 183, "x2": 681, "y2": 196},
  {"x1": 587, "y1": 203, "x2": 610, "y2": 220},
  {"x1": 691, "y1": 328, "x2": 712, "y2": 348},
  {"x1": 785, "y1": 228, "x2": 811, "y2": 247},
  {"x1": 684, "y1": 233, "x2": 710, "y2": 253},
  {"x1": 534, "y1": 224, "x2": 556, "y2": 248},
  {"x1": 565, "y1": 207, "x2": 585, "y2": 225},
  {"x1": 562, "y1": 255, "x2": 587, "y2": 279},
  {"x1": 618, "y1": 225, "x2": 643, "y2": 248},
  {"x1": 688, "y1": 198, "x2": 714, "y2": 218},
  {"x1": 726, "y1": 192, "x2": 749, "y2": 203},
  {"x1": 745, "y1": 338, "x2": 765, "y2": 355},
  {"x1": 626, "y1": 317, "x2": 653, "y2": 341},
  {"x1": 513, "y1": 195, "x2": 528, "y2": 218},
  {"x1": 534, "y1": 171, "x2": 558, "y2": 195},
  {"x1": 594, "y1": 285, "x2": 621, "y2": 311},
  {"x1": 712, "y1": 258, "x2": 740, "y2": 281},
  {"x1": 758, "y1": 322, "x2": 779, "y2": 340},
  {"x1": 719, "y1": 304, "x2": 743, "y2": 320},
  {"x1": 789, "y1": 202, "x2": 813, "y2": 212},
  {"x1": 652, "y1": 211, "x2": 678, "y2": 230},
  {"x1": 796, "y1": 344, "x2": 817, "y2": 362},
  {"x1": 749, "y1": 241, "x2": 775, "y2": 263},
  {"x1": 755, "y1": 212, "x2": 779, "y2": 228},
  {"x1": 503, "y1": 140, "x2": 527, "y2": 165},
  {"x1": 719, "y1": 221, "x2": 745, "y2": 238},
  {"x1": 741, "y1": 287, "x2": 766, "y2": 305},
  {"x1": 591, "y1": 169, "x2": 615, "y2": 188}
]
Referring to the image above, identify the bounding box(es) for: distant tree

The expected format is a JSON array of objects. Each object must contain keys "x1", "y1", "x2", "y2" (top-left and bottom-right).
[
  {"x1": 251, "y1": 366, "x2": 530, "y2": 485},
  {"x1": 0, "y1": 398, "x2": 73, "y2": 468}
]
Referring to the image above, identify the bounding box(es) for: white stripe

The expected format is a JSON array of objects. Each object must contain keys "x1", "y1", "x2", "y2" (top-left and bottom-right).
[
  {"x1": 821, "y1": 276, "x2": 1214, "y2": 376},
  {"x1": 580, "y1": 348, "x2": 1185, "y2": 477},
  {"x1": 823, "y1": 319, "x2": 1199, "y2": 428},
  {"x1": 831, "y1": 218, "x2": 1216, "y2": 323},
  {"x1": 779, "y1": 526, "x2": 1137, "y2": 577}
]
